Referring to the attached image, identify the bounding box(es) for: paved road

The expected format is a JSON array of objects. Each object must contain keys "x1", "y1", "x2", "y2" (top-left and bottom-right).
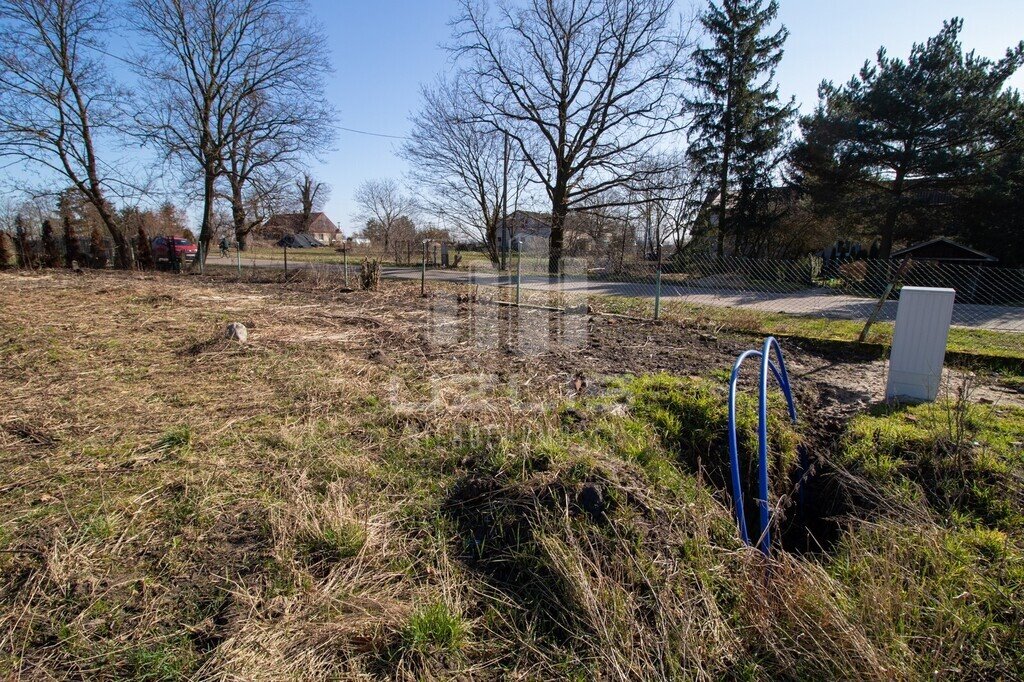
[{"x1": 213, "y1": 258, "x2": 1024, "y2": 332}]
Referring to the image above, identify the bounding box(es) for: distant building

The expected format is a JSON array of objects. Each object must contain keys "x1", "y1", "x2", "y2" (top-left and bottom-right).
[
  {"x1": 259, "y1": 212, "x2": 341, "y2": 244},
  {"x1": 892, "y1": 238, "x2": 1001, "y2": 304},
  {"x1": 498, "y1": 210, "x2": 552, "y2": 252}
]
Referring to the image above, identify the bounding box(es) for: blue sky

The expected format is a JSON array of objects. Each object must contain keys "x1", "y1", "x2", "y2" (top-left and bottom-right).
[
  {"x1": 314, "y1": 0, "x2": 1024, "y2": 235},
  {"x1": 3, "y1": 1, "x2": 1022, "y2": 233}
]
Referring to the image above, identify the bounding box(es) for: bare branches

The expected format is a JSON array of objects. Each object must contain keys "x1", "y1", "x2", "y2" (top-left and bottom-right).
[
  {"x1": 451, "y1": 0, "x2": 691, "y2": 272},
  {"x1": 129, "y1": 0, "x2": 335, "y2": 258},
  {"x1": 296, "y1": 173, "x2": 329, "y2": 224},
  {"x1": 0, "y1": 0, "x2": 134, "y2": 267},
  {"x1": 402, "y1": 79, "x2": 528, "y2": 264},
  {"x1": 353, "y1": 179, "x2": 417, "y2": 253}
]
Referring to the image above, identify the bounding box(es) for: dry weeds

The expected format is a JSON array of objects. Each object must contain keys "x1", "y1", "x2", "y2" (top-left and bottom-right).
[{"x1": 0, "y1": 269, "x2": 1021, "y2": 680}]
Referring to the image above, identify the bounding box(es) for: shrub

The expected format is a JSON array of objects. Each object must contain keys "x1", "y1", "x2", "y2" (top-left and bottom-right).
[
  {"x1": 359, "y1": 258, "x2": 381, "y2": 290},
  {"x1": 62, "y1": 215, "x2": 80, "y2": 268},
  {"x1": 41, "y1": 220, "x2": 61, "y2": 268},
  {"x1": 89, "y1": 226, "x2": 107, "y2": 268}
]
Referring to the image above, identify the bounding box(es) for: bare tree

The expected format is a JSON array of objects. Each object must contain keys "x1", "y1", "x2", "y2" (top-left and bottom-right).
[
  {"x1": 296, "y1": 172, "x2": 329, "y2": 227},
  {"x1": 130, "y1": 0, "x2": 332, "y2": 263},
  {"x1": 222, "y1": 162, "x2": 290, "y2": 251},
  {"x1": 452, "y1": 0, "x2": 690, "y2": 273},
  {"x1": 402, "y1": 79, "x2": 528, "y2": 265},
  {"x1": 630, "y1": 158, "x2": 699, "y2": 257},
  {"x1": 353, "y1": 179, "x2": 417, "y2": 252},
  {"x1": 0, "y1": 0, "x2": 134, "y2": 267},
  {"x1": 221, "y1": 86, "x2": 334, "y2": 251}
]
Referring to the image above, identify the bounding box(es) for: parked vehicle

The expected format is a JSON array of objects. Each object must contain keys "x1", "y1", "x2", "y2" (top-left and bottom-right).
[{"x1": 152, "y1": 237, "x2": 198, "y2": 268}]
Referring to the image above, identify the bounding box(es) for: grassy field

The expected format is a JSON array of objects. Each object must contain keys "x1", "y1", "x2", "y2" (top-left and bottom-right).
[{"x1": 1, "y1": 269, "x2": 1022, "y2": 679}]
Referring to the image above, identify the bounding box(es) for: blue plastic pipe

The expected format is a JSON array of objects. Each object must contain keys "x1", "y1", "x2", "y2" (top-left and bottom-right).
[{"x1": 727, "y1": 336, "x2": 799, "y2": 556}]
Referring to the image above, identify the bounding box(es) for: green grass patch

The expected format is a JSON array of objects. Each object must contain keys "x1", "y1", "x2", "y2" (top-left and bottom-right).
[
  {"x1": 402, "y1": 602, "x2": 467, "y2": 654},
  {"x1": 841, "y1": 400, "x2": 1024, "y2": 530},
  {"x1": 602, "y1": 374, "x2": 799, "y2": 494},
  {"x1": 153, "y1": 425, "x2": 193, "y2": 455},
  {"x1": 296, "y1": 522, "x2": 366, "y2": 565}
]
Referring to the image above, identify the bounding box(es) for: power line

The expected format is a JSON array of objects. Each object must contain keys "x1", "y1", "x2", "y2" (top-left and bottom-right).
[{"x1": 338, "y1": 126, "x2": 409, "y2": 140}]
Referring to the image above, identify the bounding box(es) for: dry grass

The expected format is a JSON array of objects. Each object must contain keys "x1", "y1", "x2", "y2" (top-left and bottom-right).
[{"x1": 1, "y1": 269, "x2": 1022, "y2": 680}]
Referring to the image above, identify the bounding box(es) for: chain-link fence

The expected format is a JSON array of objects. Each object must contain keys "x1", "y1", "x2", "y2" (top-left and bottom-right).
[
  {"x1": 16, "y1": 230, "x2": 1020, "y2": 334},
  {"x1": 207, "y1": 239, "x2": 1024, "y2": 333},
  {"x1": 532, "y1": 251, "x2": 1024, "y2": 332}
]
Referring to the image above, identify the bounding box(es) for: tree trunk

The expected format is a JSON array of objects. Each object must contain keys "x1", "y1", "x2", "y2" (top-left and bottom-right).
[
  {"x1": 486, "y1": 209, "x2": 500, "y2": 265},
  {"x1": 197, "y1": 165, "x2": 217, "y2": 266},
  {"x1": 87, "y1": 187, "x2": 131, "y2": 269},
  {"x1": 104, "y1": 218, "x2": 132, "y2": 269},
  {"x1": 548, "y1": 200, "x2": 568, "y2": 276},
  {"x1": 230, "y1": 181, "x2": 249, "y2": 252},
  {"x1": 878, "y1": 173, "x2": 906, "y2": 260},
  {"x1": 548, "y1": 168, "x2": 569, "y2": 275},
  {"x1": 716, "y1": 144, "x2": 731, "y2": 260}
]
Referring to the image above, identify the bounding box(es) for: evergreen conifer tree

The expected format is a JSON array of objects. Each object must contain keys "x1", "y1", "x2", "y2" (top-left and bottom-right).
[
  {"x1": 62, "y1": 215, "x2": 80, "y2": 268},
  {"x1": 793, "y1": 20, "x2": 1024, "y2": 258},
  {"x1": 686, "y1": 0, "x2": 795, "y2": 257},
  {"x1": 41, "y1": 220, "x2": 60, "y2": 267}
]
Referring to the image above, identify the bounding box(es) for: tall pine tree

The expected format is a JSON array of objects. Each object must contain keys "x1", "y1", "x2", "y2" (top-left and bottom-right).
[
  {"x1": 686, "y1": 0, "x2": 794, "y2": 257},
  {"x1": 793, "y1": 19, "x2": 1024, "y2": 258}
]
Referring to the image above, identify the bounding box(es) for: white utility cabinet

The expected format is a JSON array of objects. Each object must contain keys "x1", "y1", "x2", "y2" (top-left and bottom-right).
[{"x1": 885, "y1": 286, "x2": 956, "y2": 403}]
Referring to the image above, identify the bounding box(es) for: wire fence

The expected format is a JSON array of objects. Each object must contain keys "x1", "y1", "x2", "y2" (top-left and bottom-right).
[
  {"x1": 9, "y1": 233, "x2": 1024, "y2": 334},
  {"x1": 222, "y1": 241, "x2": 1024, "y2": 333}
]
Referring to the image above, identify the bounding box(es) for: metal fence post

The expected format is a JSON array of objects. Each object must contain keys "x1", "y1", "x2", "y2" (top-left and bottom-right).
[
  {"x1": 516, "y1": 236, "x2": 522, "y2": 306},
  {"x1": 421, "y1": 240, "x2": 427, "y2": 296},
  {"x1": 654, "y1": 251, "x2": 663, "y2": 320},
  {"x1": 283, "y1": 244, "x2": 288, "y2": 275},
  {"x1": 343, "y1": 246, "x2": 349, "y2": 287}
]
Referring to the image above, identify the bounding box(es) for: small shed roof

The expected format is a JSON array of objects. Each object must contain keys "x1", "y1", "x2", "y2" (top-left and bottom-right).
[
  {"x1": 276, "y1": 233, "x2": 324, "y2": 248},
  {"x1": 891, "y1": 238, "x2": 997, "y2": 263}
]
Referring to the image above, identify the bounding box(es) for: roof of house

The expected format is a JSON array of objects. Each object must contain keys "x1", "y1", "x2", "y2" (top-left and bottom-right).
[
  {"x1": 891, "y1": 238, "x2": 997, "y2": 263},
  {"x1": 264, "y1": 212, "x2": 339, "y2": 235}
]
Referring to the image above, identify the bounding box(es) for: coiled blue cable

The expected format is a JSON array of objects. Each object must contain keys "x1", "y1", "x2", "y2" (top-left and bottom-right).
[{"x1": 727, "y1": 337, "x2": 800, "y2": 556}]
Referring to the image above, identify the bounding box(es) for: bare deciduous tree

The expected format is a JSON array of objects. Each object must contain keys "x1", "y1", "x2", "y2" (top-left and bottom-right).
[
  {"x1": 296, "y1": 172, "x2": 329, "y2": 227},
  {"x1": 452, "y1": 0, "x2": 691, "y2": 273},
  {"x1": 629, "y1": 158, "x2": 700, "y2": 257},
  {"x1": 402, "y1": 79, "x2": 527, "y2": 265},
  {"x1": 0, "y1": 0, "x2": 133, "y2": 267},
  {"x1": 221, "y1": 86, "x2": 334, "y2": 250},
  {"x1": 353, "y1": 179, "x2": 417, "y2": 252},
  {"x1": 130, "y1": 0, "x2": 332, "y2": 262}
]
